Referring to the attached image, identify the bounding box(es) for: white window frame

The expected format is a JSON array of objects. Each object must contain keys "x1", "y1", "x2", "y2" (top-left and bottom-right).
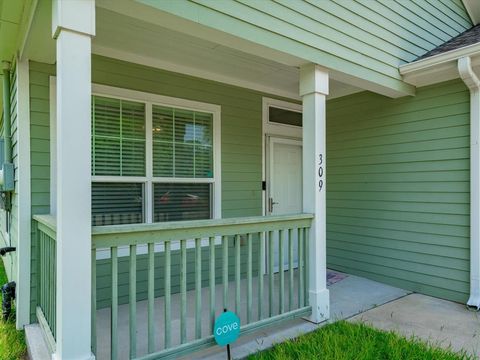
[
  {"x1": 262, "y1": 97, "x2": 302, "y2": 139},
  {"x1": 50, "y1": 79, "x2": 222, "y2": 226}
]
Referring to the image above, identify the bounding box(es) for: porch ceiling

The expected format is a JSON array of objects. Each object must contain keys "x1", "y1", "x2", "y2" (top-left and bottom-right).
[
  {"x1": 22, "y1": 3, "x2": 361, "y2": 100},
  {"x1": 93, "y1": 8, "x2": 361, "y2": 100}
]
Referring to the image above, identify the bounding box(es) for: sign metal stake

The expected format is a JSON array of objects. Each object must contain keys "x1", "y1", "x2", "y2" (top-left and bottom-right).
[{"x1": 224, "y1": 308, "x2": 232, "y2": 360}]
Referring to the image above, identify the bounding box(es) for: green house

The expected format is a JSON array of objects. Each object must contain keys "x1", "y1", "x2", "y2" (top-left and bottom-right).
[{"x1": 0, "y1": 0, "x2": 479, "y2": 359}]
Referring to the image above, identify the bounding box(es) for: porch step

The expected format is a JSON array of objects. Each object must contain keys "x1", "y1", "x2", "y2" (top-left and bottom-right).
[{"x1": 25, "y1": 324, "x2": 51, "y2": 360}]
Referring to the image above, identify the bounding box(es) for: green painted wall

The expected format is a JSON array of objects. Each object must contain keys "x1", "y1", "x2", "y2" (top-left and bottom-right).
[
  {"x1": 138, "y1": 0, "x2": 471, "y2": 96},
  {"x1": 27, "y1": 56, "x2": 472, "y2": 315},
  {"x1": 326, "y1": 79, "x2": 470, "y2": 303},
  {"x1": 29, "y1": 61, "x2": 54, "y2": 320},
  {"x1": 0, "y1": 62, "x2": 19, "y2": 283}
]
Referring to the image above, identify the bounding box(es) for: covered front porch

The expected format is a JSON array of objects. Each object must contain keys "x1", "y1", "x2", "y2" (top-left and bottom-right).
[
  {"x1": 33, "y1": 208, "x2": 409, "y2": 359},
  {"x1": 25, "y1": 1, "x2": 386, "y2": 359}
]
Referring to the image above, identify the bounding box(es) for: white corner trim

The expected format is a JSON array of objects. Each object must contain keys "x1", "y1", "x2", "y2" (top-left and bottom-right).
[
  {"x1": 49, "y1": 77, "x2": 57, "y2": 216},
  {"x1": 92, "y1": 44, "x2": 301, "y2": 101},
  {"x1": 16, "y1": 59, "x2": 32, "y2": 328},
  {"x1": 463, "y1": 0, "x2": 480, "y2": 25},
  {"x1": 458, "y1": 56, "x2": 480, "y2": 310}
]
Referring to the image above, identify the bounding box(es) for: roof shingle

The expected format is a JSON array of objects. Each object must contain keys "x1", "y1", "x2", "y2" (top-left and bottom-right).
[{"x1": 416, "y1": 24, "x2": 480, "y2": 61}]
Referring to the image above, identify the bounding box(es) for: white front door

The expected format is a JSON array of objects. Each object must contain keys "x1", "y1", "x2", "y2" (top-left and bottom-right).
[{"x1": 267, "y1": 136, "x2": 302, "y2": 270}]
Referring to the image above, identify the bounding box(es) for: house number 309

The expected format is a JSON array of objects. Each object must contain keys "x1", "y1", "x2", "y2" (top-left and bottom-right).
[{"x1": 318, "y1": 154, "x2": 324, "y2": 192}]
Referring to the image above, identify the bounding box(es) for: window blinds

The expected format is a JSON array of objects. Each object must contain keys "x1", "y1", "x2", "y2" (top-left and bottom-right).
[
  {"x1": 92, "y1": 182, "x2": 144, "y2": 226},
  {"x1": 153, "y1": 183, "x2": 211, "y2": 222},
  {"x1": 92, "y1": 96, "x2": 146, "y2": 176},
  {"x1": 152, "y1": 105, "x2": 213, "y2": 178}
]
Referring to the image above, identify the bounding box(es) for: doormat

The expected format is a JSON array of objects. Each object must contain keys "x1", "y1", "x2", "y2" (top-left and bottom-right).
[{"x1": 327, "y1": 270, "x2": 347, "y2": 286}]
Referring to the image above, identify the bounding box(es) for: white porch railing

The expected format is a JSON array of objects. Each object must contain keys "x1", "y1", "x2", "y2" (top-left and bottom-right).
[{"x1": 91, "y1": 214, "x2": 313, "y2": 360}]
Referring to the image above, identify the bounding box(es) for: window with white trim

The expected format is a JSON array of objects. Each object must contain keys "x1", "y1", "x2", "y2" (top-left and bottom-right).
[{"x1": 91, "y1": 93, "x2": 220, "y2": 226}]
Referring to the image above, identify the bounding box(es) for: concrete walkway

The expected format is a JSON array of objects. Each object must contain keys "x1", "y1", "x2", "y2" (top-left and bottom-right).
[
  {"x1": 350, "y1": 293, "x2": 480, "y2": 359},
  {"x1": 186, "y1": 273, "x2": 410, "y2": 359}
]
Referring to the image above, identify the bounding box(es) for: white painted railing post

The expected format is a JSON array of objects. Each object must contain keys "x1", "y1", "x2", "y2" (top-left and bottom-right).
[
  {"x1": 300, "y1": 64, "x2": 330, "y2": 323},
  {"x1": 52, "y1": 0, "x2": 96, "y2": 359}
]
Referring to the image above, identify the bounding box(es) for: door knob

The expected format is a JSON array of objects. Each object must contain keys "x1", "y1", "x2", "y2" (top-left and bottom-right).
[{"x1": 268, "y1": 197, "x2": 278, "y2": 213}]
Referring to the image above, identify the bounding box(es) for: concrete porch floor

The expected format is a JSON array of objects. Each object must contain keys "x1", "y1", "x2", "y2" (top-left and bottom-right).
[
  {"x1": 93, "y1": 270, "x2": 410, "y2": 360},
  {"x1": 25, "y1": 273, "x2": 480, "y2": 359},
  {"x1": 96, "y1": 268, "x2": 310, "y2": 360}
]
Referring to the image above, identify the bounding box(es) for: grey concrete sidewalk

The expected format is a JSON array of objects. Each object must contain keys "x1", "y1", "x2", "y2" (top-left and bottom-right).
[
  {"x1": 185, "y1": 273, "x2": 410, "y2": 359},
  {"x1": 350, "y1": 293, "x2": 480, "y2": 359}
]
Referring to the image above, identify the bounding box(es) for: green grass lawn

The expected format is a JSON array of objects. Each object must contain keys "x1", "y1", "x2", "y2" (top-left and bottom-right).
[
  {"x1": 0, "y1": 260, "x2": 27, "y2": 360},
  {"x1": 248, "y1": 321, "x2": 472, "y2": 360}
]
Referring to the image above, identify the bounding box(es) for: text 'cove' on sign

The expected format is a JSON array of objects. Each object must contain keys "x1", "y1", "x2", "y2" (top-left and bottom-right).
[{"x1": 213, "y1": 311, "x2": 241, "y2": 347}]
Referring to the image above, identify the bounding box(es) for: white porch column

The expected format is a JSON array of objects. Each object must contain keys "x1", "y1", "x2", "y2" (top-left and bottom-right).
[
  {"x1": 52, "y1": 1, "x2": 95, "y2": 359},
  {"x1": 300, "y1": 64, "x2": 330, "y2": 323}
]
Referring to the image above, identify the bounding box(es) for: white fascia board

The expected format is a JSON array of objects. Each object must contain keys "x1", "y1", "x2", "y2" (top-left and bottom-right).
[
  {"x1": 400, "y1": 42, "x2": 480, "y2": 86},
  {"x1": 463, "y1": 0, "x2": 480, "y2": 25}
]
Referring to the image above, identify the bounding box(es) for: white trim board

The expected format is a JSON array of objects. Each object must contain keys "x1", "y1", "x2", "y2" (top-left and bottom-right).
[
  {"x1": 49, "y1": 77, "x2": 56, "y2": 215},
  {"x1": 16, "y1": 59, "x2": 32, "y2": 328}
]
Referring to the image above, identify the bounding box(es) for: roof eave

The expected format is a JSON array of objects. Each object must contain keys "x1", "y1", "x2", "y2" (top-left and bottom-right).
[{"x1": 399, "y1": 42, "x2": 480, "y2": 87}]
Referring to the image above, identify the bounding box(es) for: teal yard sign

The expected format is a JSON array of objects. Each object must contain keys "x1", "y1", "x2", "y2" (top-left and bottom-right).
[{"x1": 214, "y1": 311, "x2": 241, "y2": 347}]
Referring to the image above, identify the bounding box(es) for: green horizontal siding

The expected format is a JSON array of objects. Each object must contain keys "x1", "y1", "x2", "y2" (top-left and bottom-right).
[
  {"x1": 29, "y1": 61, "x2": 54, "y2": 321},
  {"x1": 1, "y1": 63, "x2": 18, "y2": 282},
  {"x1": 138, "y1": 0, "x2": 471, "y2": 95},
  {"x1": 326, "y1": 79, "x2": 470, "y2": 303}
]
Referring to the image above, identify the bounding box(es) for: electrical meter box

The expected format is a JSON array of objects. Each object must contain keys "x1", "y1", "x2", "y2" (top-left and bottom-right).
[{"x1": 0, "y1": 139, "x2": 14, "y2": 193}]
